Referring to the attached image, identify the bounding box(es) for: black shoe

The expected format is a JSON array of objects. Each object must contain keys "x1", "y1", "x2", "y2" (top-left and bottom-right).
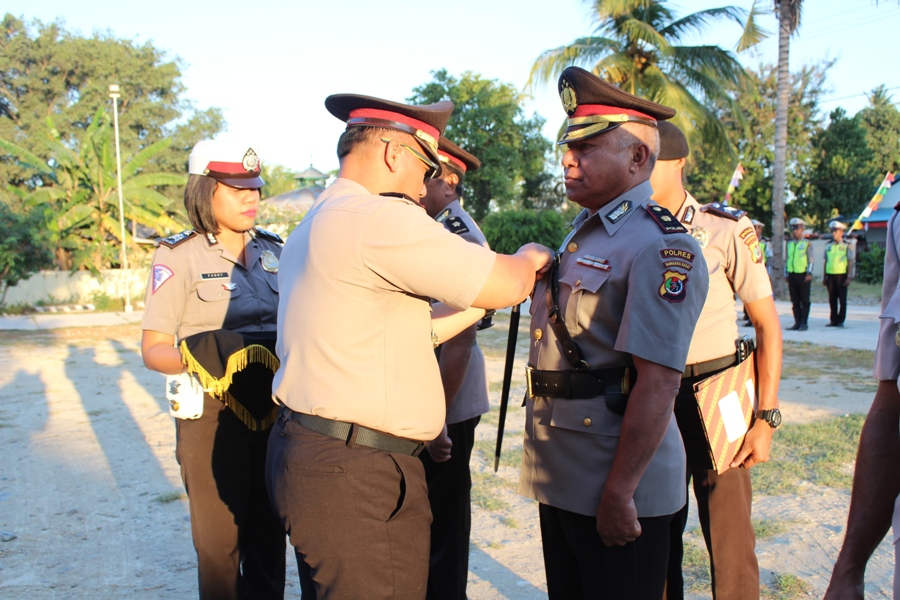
[
  {"x1": 825, "y1": 323, "x2": 837, "y2": 327},
  {"x1": 799, "y1": 324, "x2": 808, "y2": 331},
  {"x1": 787, "y1": 324, "x2": 800, "y2": 330}
]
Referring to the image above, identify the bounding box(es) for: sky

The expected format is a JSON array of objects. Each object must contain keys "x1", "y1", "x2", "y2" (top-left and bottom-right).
[{"x1": 10, "y1": 0, "x2": 900, "y2": 174}]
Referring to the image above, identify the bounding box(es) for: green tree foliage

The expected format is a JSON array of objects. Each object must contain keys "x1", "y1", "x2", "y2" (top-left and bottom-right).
[
  {"x1": 528, "y1": 0, "x2": 757, "y2": 155},
  {"x1": 857, "y1": 85, "x2": 900, "y2": 176},
  {"x1": 0, "y1": 108, "x2": 186, "y2": 270},
  {"x1": 686, "y1": 62, "x2": 827, "y2": 238},
  {"x1": 260, "y1": 164, "x2": 298, "y2": 199},
  {"x1": 856, "y1": 243, "x2": 885, "y2": 285},
  {"x1": 481, "y1": 210, "x2": 569, "y2": 255},
  {"x1": 0, "y1": 14, "x2": 224, "y2": 191},
  {"x1": 408, "y1": 70, "x2": 558, "y2": 220},
  {"x1": 801, "y1": 108, "x2": 877, "y2": 228},
  {"x1": 0, "y1": 201, "x2": 54, "y2": 306}
]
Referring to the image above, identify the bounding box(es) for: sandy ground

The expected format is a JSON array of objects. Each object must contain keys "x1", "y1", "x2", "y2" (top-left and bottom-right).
[{"x1": 0, "y1": 316, "x2": 896, "y2": 599}]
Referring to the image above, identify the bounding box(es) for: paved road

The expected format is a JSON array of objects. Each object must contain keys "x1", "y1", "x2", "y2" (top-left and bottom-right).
[{"x1": 0, "y1": 301, "x2": 882, "y2": 352}]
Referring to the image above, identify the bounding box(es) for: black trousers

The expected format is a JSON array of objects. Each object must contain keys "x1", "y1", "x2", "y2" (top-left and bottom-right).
[
  {"x1": 665, "y1": 376, "x2": 758, "y2": 600},
  {"x1": 419, "y1": 416, "x2": 480, "y2": 600},
  {"x1": 175, "y1": 394, "x2": 286, "y2": 600},
  {"x1": 539, "y1": 503, "x2": 673, "y2": 600},
  {"x1": 266, "y1": 408, "x2": 432, "y2": 600},
  {"x1": 825, "y1": 273, "x2": 849, "y2": 325},
  {"x1": 787, "y1": 272, "x2": 811, "y2": 326}
]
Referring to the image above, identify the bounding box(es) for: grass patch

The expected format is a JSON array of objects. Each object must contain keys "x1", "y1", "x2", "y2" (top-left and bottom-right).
[
  {"x1": 752, "y1": 518, "x2": 790, "y2": 540},
  {"x1": 751, "y1": 414, "x2": 863, "y2": 495},
  {"x1": 153, "y1": 491, "x2": 186, "y2": 504},
  {"x1": 475, "y1": 439, "x2": 523, "y2": 470},
  {"x1": 471, "y1": 471, "x2": 509, "y2": 511},
  {"x1": 763, "y1": 573, "x2": 811, "y2": 599},
  {"x1": 782, "y1": 341, "x2": 874, "y2": 372},
  {"x1": 500, "y1": 516, "x2": 519, "y2": 528},
  {"x1": 682, "y1": 539, "x2": 712, "y2": 592}
]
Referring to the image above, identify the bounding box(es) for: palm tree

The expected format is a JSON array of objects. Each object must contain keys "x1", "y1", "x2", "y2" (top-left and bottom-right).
[
  {"x1": 0, "y1": 107, "x2": 186, "y2": 270},
  {"x1": 769, "y1": 0, "x2": 802, "y2": 300},
  {"x1": 528, "y1": 0, "x2": 764, "y2": 155}
]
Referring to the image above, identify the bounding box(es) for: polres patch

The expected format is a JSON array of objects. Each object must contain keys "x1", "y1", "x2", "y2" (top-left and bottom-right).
[
  {"x1": 659, "y1": 270, "x2": 689, "y2": 303},
  {"x1": 152, "y1": 264, "x2": 174, "y2": 294},
  {"x1": 739, "y1": 227, "x2": 764, "y2": 263}
]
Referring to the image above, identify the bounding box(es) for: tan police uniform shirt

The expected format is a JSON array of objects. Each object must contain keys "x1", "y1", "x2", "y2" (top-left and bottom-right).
[
  {"x1": 435, "y1": 199, "x2": 491, "y2": 425},
  {"x1": 676, "y1": 194, "x2": 774, "y2": 365},
  {"x1": 273, "y1": 178, "x2": 497, "y2": 442},
  {"x1": 141, "y1": 228, "x2": 281, "y2": 340},
  {"x1": 518, "y1": 181, "x2": 709, "y2": 518}
]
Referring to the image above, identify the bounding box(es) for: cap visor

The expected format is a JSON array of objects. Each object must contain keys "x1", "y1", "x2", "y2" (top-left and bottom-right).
[{"x1": 213, "y1": 176, "x2": 265, "y2": 189}]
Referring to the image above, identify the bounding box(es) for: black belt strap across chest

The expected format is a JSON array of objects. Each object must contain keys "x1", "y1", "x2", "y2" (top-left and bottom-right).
[
  {"x1": 286, "y1": 409, "x2": 425, "y2": 457},
  {"x1": 546, "y1": 254, "x2": 591, "y2": 370}
]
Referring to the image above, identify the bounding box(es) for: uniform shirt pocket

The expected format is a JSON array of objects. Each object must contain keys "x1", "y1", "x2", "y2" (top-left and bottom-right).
[
  {"x1": 196, "y1": 281, "x2": 242, "y2": 302},
  {"x1": 560, "y1": 265, "x2": 610, "y2": 294},
  {"x1": 549, "y1": 398, "x2": 622, "y2": 437},
  {"x1": 264, "y1": 272, "x2": 279, "y2": 295}
]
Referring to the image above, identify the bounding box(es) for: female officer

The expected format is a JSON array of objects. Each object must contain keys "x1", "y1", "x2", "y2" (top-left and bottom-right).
[{"x1": 140, "y1": 140, "x2": 286, "y2": 599}]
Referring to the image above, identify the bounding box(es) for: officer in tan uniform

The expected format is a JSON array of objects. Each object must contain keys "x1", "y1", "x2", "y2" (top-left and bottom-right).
[
  {"x1": 517, "y1": 66, "x2": 709, "y2": 599},
  {"x1": 825, "y1": 203, "x2": 900, "y2": 599},
  {"x1": 141, "y1": 141, "x2": 289, "y2": 599},
  {"x1": 419, "y1": 137, "x2": 489, "y2": 600},
  {"x1": 266, "y1": 94, "x2": 554, "y2": 599},
  {"x1": 649, "y1": 122, "x2": 783, "y2": 600}
]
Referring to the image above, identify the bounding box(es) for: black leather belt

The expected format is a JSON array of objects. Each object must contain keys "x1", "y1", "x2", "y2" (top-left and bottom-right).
[
  {"x1": 284, "y1": 408, "x2": 425, "y2": 457},
  {"x1": 526, "y1": 366, "x2": 634, "y2": 400},
  {"x1": 682, "y1": 336, "x2": 755, "y2": 379}
]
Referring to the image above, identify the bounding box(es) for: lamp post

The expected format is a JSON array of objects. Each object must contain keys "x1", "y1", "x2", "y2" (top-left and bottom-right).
[{"x1": 108, "y1": 84, "x2": 132, "y2": 313}]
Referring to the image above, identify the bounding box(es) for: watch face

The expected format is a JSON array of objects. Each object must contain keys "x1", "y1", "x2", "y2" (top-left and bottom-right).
[{"x1": 770, "y1": 409, "x2": 782, "y2": 428}]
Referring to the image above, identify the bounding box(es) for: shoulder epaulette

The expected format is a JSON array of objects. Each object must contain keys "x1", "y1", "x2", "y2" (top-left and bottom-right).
[
  {"x1": 895, "y1": 200, "x2": 900, "y2": 210},
  {"x1": 701, "y1": 202, "x2": 746, "y2": 221},
  {"x1": 645, "y1": 204, "x2": 687, "y2": 234},
  {"x1": 158, "y1": 230, "x2": 196, "y2": 248},
  {"x1": 254, "y1": 227, "x2": 284, "y2": 244}
]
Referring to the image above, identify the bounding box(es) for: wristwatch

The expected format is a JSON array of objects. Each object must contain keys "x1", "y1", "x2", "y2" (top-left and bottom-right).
[{"x1": 756, "y1": 408, "x2": 782, "y2": 429}]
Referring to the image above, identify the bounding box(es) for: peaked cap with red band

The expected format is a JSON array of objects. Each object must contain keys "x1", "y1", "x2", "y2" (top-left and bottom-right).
[
  {"x1": 188, "y1": 140, "x2": 264, "y2": 189},
  {"x1": 557, "y1": 66, "x2": 675, "y2": 145},
  {"x1": 438, "y1": 137, "x2": 481, "y2": 175},
  {"x1": 325, "y1": 94, "x2": 454, "y2": 165}
]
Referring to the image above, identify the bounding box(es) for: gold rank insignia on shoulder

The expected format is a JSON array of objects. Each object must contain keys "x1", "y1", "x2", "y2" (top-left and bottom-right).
[
  {"x1": 683, "y1": 205, "x2": 695, "y2": 224},
  {"x1": 435, "y1": 208, "x2": 451, "y2": 223},
  {"x1": 260, "y1": 250, "x2": 279, "y2": 273},
  {"x1": 646, "y1": 204, "x2": 687, "y2": 234}
]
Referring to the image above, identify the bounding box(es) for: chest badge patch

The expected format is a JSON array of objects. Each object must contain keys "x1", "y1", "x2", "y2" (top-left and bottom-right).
[
  {"x1": 152, "y1": 264, "x2": 174, "y2": 294},
  {"x1": 604, "y1": 200, "x2": 632, "y2": 224},
  {"x1": 683, "y1": 205, "x2": 695, "y2": 224},
  {"x1": 222, "y1": 283, "x2": 237, "y2": 291},
  {"x1": 260, "y1": 250, "x2": 279, "y2": 273},
  {"x1": 659, "y1": 270, "x2": 689, "y2": 303},
  {"x1": 691, "y1": 226, "x2": 710, "y2": 248},
  {"x1": 576, "y1": 255, "x2": 611, "y2": 271},
  {"x1": 201, "y1": 272, "x2": 228, "y2": 280}
]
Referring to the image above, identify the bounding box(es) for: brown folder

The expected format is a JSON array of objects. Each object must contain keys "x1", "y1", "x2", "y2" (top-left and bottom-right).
[{"x1": 692, "y1": 353, "x2": 757, "y2": 474}]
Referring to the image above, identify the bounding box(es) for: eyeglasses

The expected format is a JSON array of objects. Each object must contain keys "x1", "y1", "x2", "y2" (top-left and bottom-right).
[
  {"x1": 791, "y1": 225, "x2": 804, "y2": 230},
  {"x1": 381, "y1": 138, "x2": 440, "y2": 183}
]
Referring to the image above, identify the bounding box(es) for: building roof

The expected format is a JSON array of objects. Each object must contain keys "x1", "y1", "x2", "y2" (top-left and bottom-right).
[
  {"x1": 295, "y1": 165, "x2": 327, "y2": 181},
  {"x1": 262, "y1": 186, "x2": 324, "y2": 213}
]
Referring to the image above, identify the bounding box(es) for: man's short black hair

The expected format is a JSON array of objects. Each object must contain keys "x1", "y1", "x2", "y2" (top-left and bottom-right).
[
  {"x1": 183, "y1": 174, "x2": 219, "y2": 234},
  {"x1": 336, "y1": 126, "x2": 398, "y2": 160}
]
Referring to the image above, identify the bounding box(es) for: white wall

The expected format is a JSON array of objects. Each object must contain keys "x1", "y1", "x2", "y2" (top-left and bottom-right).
[{"x1": 3, "y1": 268, "x2": 149, "y2": 306}]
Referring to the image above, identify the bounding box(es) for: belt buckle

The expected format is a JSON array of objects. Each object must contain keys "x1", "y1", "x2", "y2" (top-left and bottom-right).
[{"x1": 525, "y1": 365, "x2": 534, "y2": 398}]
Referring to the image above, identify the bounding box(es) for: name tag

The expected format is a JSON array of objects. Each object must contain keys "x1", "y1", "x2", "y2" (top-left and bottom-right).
[{"x1": 201, "y1": 272, "x2": 229, "y2": 279}]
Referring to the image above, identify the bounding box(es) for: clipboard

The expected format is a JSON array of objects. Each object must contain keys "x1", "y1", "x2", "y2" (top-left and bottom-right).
[{"x1": 692, "y1": 353, "x2": 757, "y2": 474}]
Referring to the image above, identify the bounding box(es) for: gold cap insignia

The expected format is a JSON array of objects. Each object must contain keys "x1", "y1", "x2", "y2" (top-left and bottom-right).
[{"x1": 560, "y1": 78, "x2": 578, "y2": 115}]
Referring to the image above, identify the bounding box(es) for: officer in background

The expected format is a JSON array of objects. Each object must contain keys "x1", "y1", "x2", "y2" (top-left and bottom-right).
[
  {"x1": 649, "y1": 122, "x2": 783, "y2": 600},
  {"x1": 824, "y1": 203, "x2": 900, "y2": 599},
  {"x1": 743, "y1": 219, "x2": 772, "y2": 326},
  {"x1": 823, "y1": 220, "x2": 854, "y2": 328},
  {"x1": 518, "y1": 66, "x2": 709, "y2": 599},
  {"x1": 418, "y1": 137, "x2": 487, "y2": 600},
  {"x1": 785, "y1": 217, "x2": 814, "y2": 331},
  {"x1": 267, "y1": 94, "x2": 554, "y2": 599}
]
